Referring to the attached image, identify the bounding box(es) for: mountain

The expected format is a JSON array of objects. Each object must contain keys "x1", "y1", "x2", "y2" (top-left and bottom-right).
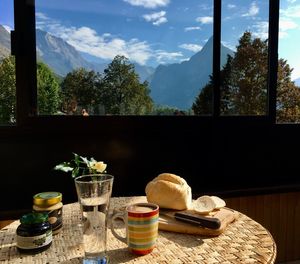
[
  {"x1": 36, "y1": 29, "x2": 99, "y2": 76},
  {"x1": 36, "y1": 29, "x2": 155, "y2": 81},
  {"x1": 133, "y1": 63, "x2": 155, "y2": 82},
  {"x1": 149, "y1": 37, "x2": 234, "y2": 109},
  {"x1": 0, "y1": 25, "x2": 11, "y2": 60},
  {"x1": 80, "y1": 53, "x2": 154, "y2": 82}
]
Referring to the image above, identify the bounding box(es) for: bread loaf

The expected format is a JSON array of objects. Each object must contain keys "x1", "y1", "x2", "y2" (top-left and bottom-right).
[{"x1": 145, "y1": 173, "x2": 192, "y2": 210}]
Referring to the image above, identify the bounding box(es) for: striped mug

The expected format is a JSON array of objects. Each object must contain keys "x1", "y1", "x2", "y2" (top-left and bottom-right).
[{"x1": 111, "y1": 202, "x2": 159, "y2": 255}]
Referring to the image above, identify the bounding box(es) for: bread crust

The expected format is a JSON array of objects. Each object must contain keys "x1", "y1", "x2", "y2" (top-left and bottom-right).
[{"x1": 145, "y1": 173, "x2": 192, "y2": 210}]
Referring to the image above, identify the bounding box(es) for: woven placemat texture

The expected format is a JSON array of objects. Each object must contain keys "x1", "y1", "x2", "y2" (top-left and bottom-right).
[{"x1": 0, "y1": 196, "x2": 276, "y2": 263}]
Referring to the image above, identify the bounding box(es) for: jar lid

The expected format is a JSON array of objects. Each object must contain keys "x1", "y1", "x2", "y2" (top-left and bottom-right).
[
  {"x1": 33, "y1": 192, "x2": 62, "y2": 207},
  {"x1": 20, "y1": 212, "x2": 48, "y2": 225}
]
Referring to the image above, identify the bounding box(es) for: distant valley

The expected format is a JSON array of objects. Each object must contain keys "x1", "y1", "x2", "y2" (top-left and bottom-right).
[{"x1": 0, "y1": 25, "x2": 235, "y2": 109}]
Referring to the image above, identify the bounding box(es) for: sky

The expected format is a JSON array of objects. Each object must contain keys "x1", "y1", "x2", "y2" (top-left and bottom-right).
[{"x1": 0, "y1": 0, "x2": 300, "y2": 79}]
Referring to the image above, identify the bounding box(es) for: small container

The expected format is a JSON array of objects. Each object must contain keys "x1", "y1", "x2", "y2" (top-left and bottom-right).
[
  {"x1": 33, "y1": 192, "x2": 63, "y2": 234},
  {"x1": 16, "y1": 212, "x2": 52, "y2": 254}
]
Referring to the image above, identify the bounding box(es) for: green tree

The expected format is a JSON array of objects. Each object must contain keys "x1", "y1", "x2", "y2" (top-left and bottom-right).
[
  {"x1": 229, "y1": 32, "x2": 268, "y2": 115},
  {"x1": 0, "y1": 56, "x2": 16, "y2": 123},
  {"x1": 101, "y1": 55, "x2": 153, "y2": 115},
  {"x1": 152, "y1": 105, "x2": 181, "y2": 115},
  {"x1": 61, "y1": 68, "x2": 102, "y2": 115},
  {"x1": 192, "y1": 55, "x2": 233, "y2": 116},
  {"x1": 220, "y1": 55, "x2": 234, "y2": 114},
  {"x1": 276, "y1": 59, "x2": 300, "y2": 122},
  {"x1": 192, "y1": 82, "x2": 212, "y2": 115},
  {"x1": 193, "y1": 31, "x2": 300, "y2": 122},
  {"x1": 37, "y1": 62, "x2": 61, "y2": 115}
]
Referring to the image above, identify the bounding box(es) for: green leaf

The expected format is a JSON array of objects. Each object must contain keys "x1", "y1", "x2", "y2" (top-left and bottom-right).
[
  {"x1": 80, "y1": 156, "x2": 89, "y2": 166},
  {"x1": 72, "y1": 167, "x2": 79, "y2": 178},
  {"x1": 54, "y1": 164, "x2": 73, "y2": 172},
  {"x1": 73, "y1": 153, "x2": 81, "y2": 166}
]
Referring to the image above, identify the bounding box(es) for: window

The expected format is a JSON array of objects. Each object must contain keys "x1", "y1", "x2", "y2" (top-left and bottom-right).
[
  {"x1": 0, "y1": 0, "x2": 15, "y2": 125},
  {"x1": 35, "y1": 0, "x2": 213, "y2": 116},
  {"x1": 4, "y1": 0, "x2": 300, "y2": 125},
  {"x1": 277, "y1": 0, "x2": 300, "y2": 123},
  {"x1": 220, "y1": 0, "x2": 269, "y2": 116}
]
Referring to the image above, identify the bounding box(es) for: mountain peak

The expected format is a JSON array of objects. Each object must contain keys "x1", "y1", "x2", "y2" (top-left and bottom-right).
[
  {"x1": 149, "y1": 36, "x2": 234, "y2": 109},
  {"x1": 0, "y1": 25, "x2": 11, "y2": 50}
]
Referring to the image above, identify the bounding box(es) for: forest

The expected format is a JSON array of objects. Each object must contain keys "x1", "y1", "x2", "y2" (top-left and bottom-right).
[{"x1": 0, "y1": 32, "x2": 299, "y2": 123}]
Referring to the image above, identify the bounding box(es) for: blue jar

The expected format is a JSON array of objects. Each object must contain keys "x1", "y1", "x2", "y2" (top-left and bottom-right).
[{"x1": 16, "y1": 212, "x2": 52, "y2": 254}]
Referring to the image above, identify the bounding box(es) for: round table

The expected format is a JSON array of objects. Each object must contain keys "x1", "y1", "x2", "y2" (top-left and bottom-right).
[{"x1": 0, "y1": 196, "x2": 277, "y2": 263}]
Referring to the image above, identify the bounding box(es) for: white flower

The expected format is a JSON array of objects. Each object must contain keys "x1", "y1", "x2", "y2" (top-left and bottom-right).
[{"x1": 90, "y1": 161, "x2": 107, "y2": 173}]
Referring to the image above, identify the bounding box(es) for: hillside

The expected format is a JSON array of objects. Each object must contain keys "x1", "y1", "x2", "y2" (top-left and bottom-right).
[
  {"x1": 0, "y1": 25, "x2": 11, "y2": 60},
  {"x1": 149, "y1": 37, "x2": 234, "y2": 109}
]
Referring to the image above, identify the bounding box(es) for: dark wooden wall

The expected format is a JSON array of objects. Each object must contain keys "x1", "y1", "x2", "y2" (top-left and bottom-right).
[{"x1": 1, "y1": 117, "x2": 300, "y2": 216}]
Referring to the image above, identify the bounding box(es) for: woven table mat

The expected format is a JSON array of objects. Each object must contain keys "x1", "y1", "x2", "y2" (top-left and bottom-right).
[{"x1": 0, "y1": 196, "x2": 276, "y2": 264}]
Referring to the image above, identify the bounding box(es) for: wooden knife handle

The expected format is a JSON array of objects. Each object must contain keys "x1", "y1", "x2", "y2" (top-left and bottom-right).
[{"x1": 174, "y1": 212, "x2": 221, "y2": 229}]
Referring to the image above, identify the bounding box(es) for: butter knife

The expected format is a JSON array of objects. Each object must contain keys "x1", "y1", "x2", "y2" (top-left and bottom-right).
[{"x1": 160, "y1": 210, "x2": 221, "y2": 230}]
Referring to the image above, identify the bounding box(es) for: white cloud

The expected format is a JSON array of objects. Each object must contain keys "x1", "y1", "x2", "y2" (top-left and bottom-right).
[
  {"x1": 196, "y1": 16, "x2": 213, "y2": 24},
  {"x1": 60, "y1": 27, "x2": 152, "y2": 65},
  {"x1": 123, "y1": 0, "x2": 170, "y2": 9},
  {"x1": 287, "y1": 0, "x2": 297, "y2": 3},
  {"x1": 279, "y1": 5, "x2": 300, "y2": 38},
  {"x1": 36, "y1": 13, "x2": 185, "y2": 66},
  {"x1": 242, "y1": 2, "x2": 259, "y2": 17},
  {"x1": 154, "y1": 50, "x2": 183, "y2": 64},
  {"x1": 227, "y1": 4, "x2": 236, "y2": 9},
  {"x1": 36, "y1": 15, "x2": 152, "y2": 65},
  {"x1": 36, "y1": 12, "x2": 50, "y2": 20},
  {"x1": 252, "y1": 21, "x2": 268, "y2": 40},
  {"x1": 281, "y1": 5, "x2": 300, "y2": 18},
  {"x1": 143, "y1": 11, "x2": 167, "y2": 26},
  {"x1": 184, "y1": 26, "x2": 201, "y2": 32},
  {"x1": 2, "y1": 25, "x2": 12, "y2": 33},
  {"x1": 179, "y1": 44, "x2": 202, "y2": 53},
  {"x1": 280, "y1": 19, "x2": 298, "y2": 31},
  {"x1": 198, "y1": 4, "x2": 212, "y2": 11},
  {"x1": 279, "y1": 19, "x2": 299, "y2": 38}
]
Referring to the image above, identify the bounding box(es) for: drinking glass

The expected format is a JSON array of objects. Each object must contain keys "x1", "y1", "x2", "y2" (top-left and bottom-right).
[{"x1": 75, "y1": 174, "x2": 114, "y2": 264}]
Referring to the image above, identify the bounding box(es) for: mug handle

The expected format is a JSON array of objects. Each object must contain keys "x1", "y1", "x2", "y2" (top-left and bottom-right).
[{"x1": 111, "y1": 212, "x2": 127, "y2": 244}]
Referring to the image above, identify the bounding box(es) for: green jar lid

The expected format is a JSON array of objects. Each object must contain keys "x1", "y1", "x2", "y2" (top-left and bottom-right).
[
  {"x1": 20, "y1": 212, "x2": 48, "y2": 225},
  {"x1": 33, "y1": 192, "x2": 62, "y2": 207}
]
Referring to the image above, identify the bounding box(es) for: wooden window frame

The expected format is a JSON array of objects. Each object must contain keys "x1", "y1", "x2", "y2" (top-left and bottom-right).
[{"x1": 1, "y1": 0, "x2": 284, "y2": 136}]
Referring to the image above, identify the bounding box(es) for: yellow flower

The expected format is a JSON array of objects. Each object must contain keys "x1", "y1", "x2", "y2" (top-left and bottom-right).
[{"x1": 90, "y1": 161, "x2": 107, "y2": 173}]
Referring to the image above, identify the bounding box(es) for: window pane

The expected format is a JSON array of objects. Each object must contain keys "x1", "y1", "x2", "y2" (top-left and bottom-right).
[
  {"x1": 0, "y1": 0, "x2": 15, "y2": 125},
  {"x1": 35, "y1": 0, "x2": 213, "y2": 116},
  {"x1": 221, "y1": 0, "x2": 269, "y2": 116},
  {"x1": 277, "y1": 0, "x2": 300, "y2": 123}
]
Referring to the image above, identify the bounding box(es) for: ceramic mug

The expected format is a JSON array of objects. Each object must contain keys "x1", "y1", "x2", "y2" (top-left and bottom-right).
[{"x1": 111, "y1": 202, "x2": 159, "y2": 255}]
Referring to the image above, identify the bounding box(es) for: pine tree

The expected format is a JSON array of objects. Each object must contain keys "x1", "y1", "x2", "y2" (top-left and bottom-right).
[
  {"x1": 101, "y1": 55, "x2": 153, "y2": 115},
  {"x1": 0, "y1": 56, "x2": 16, "y2": 123},
  {"x1": 37, "y1": 62, "x2": 61, "y2": 115}
]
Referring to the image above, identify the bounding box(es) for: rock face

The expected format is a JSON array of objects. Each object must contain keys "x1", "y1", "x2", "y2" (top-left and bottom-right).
[
  {"x1": 0, "y1": 25, "x2": 11, "y2": 60},
  {"x1": 36, "y1": 29, "x2": 154, "y2": 80},
  {"x1": 36, "y1": 29, "x2": 97, "y2": 76},
  {"x1": 149, "y1": 37, "x2": 234, "y2": 109}
]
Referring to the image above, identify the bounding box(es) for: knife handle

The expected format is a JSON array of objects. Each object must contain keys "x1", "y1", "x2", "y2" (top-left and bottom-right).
[{"x1": 174, "y1": 212, "x2": 221, "y2": 230}]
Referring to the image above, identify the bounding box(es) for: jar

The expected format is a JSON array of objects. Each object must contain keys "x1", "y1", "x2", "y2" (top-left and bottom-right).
[
  {"x1": 16, "y1": 212, "x2": 52, "y2": 254},
  {"x1": 33, "y1": 192, "x2": 63, "y2": 234}
]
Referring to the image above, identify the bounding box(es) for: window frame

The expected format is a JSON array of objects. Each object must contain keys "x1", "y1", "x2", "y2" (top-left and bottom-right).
[{"x1": 1, "y1": 0, "x2": 284, "y2": 134}]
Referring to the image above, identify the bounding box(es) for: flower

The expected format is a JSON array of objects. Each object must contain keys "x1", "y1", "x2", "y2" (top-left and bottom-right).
[
  {"x1": 90, "y1": 161, "x2": 107, "y2": 173},
  {"x1": 54, "y1": 153, "x2": 107, "y2": 179}
]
